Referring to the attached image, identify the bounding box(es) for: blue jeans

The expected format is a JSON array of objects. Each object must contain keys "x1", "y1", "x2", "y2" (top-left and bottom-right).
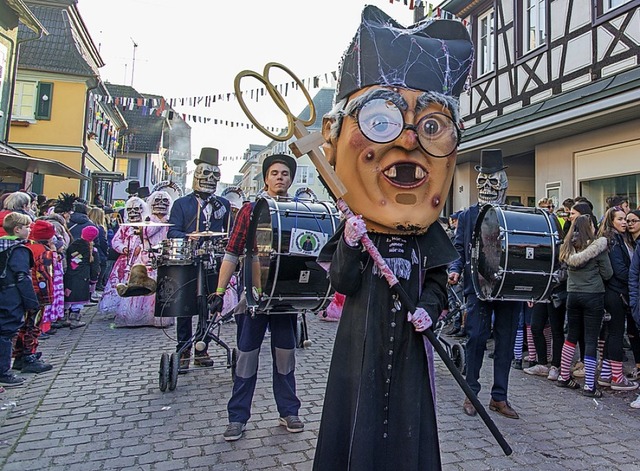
[{"x1": 464, "y1": 294, "x2": 520, "y2": 401}]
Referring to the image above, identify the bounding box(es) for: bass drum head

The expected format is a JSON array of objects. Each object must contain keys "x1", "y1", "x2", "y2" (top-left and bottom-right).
[
  {"x1": 155, "y1": 264, "x2": 197, "y2": 317},
  {"x1": 245, "y1": 197, "x2": 338, "y2": 313},
  {"x1": 471, "y1": 204, "x2": 559, "y2": 302}
]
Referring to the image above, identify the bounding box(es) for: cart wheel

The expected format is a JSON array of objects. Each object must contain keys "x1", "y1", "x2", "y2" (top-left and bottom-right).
[
  {"x1": 159, "y1": 353, "x2": 169, "y2": 392},
  {"x1": 168, "y1": 352, "x2": 180, "y2": 391},
  {"x1": 451, "y1": 343, "x2": 465, "y2": 373},
  {"x1": 230, "y1": 348, "x2": 237, "y2": 382}
]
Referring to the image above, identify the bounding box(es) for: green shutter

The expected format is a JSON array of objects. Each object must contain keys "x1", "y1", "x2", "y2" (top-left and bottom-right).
[{"x1": 35, "y1": 82, "x2": 53, "y2": 120}]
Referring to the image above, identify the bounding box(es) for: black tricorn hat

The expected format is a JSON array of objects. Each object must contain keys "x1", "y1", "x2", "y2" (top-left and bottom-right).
[
  {"x1": 475, "y1": 149, "x2": 508, "y2": 174},
  {"x1": 137, "y1": 186, "x2": 151, "y2": 199},
  {"x1": 194, "y1": 147, "x2": 220, "y2": 166},
  {"x1": 126, "y1": 180, "x2": 141, "y2": 195},
  {"x1": 336, "y1": 5, "x2": 474, "y2": 101},
  {"x1": 262, "y1": 154, "x2": 297, "y2": 181}
]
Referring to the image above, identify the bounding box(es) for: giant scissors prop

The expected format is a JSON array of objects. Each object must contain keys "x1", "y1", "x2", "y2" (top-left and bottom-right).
[{"x1": 234, "y1": 63, "x2": 512, "y2": 456}]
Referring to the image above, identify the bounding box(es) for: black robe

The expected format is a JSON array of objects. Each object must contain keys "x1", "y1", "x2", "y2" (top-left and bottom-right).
[{"x1": 313, "y1": 222, "x2": 458, "y2": 471}]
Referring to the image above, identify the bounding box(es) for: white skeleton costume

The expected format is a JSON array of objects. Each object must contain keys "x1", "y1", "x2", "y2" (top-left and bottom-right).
[{"x1": 99, "y1": 197, "x2": 172, "y2": 327}]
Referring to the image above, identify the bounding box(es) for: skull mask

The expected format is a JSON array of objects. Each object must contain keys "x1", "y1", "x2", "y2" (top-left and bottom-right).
[
  {"x1": 192, "y1": 162, "x2": 220, "y2": 194},
  {"x1": 125, "y1": 197, "x2": 148, "y2": 223},
  {"x1": 149, "y1": 191, "x2": 172, "y2": 218},
  {"x1": 476, "y1": 170, "x2": 508, "y2": 205}
]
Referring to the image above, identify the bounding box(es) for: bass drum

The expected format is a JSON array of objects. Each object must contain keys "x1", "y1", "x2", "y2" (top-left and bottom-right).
[
  {"x1": 471, "y1": 204, "x2": 561, "y2": 302},
  {"x1": 244, "y1": 197, "x2": 339, "y2": 314},
  {"x1": 155, "y1": 264, "x2": 197, "y2": 317}
]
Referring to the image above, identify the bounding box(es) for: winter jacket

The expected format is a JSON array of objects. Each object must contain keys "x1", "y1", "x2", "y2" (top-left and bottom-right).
[
  {"x1": 0, "y1": 237, "x2": 39, "y2": 332},
  {"x1": 605, "y1": 232, "x2": 633, "y2": 296},
  {"x1": 67, "y1": 212, "x2": 97, "y2": 241},
  {"x1": 629, "y1": 244, "x2": 640, "y2": 326},
  {"x1": 63, "y1": 239, "x2": 99, "y2": 303},
  {"x1": 564, "y1": 237, "x2": 613, "y2": 293}
]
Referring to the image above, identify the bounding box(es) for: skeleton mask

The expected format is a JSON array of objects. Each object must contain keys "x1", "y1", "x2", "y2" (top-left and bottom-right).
[
  {"x1": 149, "y1": 191, "x2": 172, "y2": 218},
  {"x1": 192, "y1": 162, "x2": 220, "y2": 194},
  {"x1": 125, "y1": 197, "x2": 148, "y2": 223},
  {"x1": 476, "y1": 170, "x2": 508, "y2": 205}
]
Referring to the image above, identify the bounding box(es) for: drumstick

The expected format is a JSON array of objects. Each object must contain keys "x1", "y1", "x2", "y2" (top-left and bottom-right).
[{"x1": 288, "y1": 119, "x2": 513, "y2": 457}]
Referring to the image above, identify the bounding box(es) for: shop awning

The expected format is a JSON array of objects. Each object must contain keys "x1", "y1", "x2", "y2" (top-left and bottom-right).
[{"x1": 0, "y1": 143, "x2": 89, "y2": 181}]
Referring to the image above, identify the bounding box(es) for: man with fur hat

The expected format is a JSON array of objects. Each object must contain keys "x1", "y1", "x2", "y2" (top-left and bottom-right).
[
  {"x1": 167, "y1": 147, "x2": 231, "y2": 368},
  {"x1": 312, "y1": 6, "x2": 473, "y2": 469},
  {"x1": 210, "y1": 153, "x2": 303, "y2": 442},
  {"x1": 448, "y1": 149, "x2": 522, "y2": 420}
]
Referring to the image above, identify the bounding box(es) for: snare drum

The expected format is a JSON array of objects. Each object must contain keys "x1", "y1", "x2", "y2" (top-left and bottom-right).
[
  {"x1": 244, "y1": 197, "x2": 339, "y2": 313},
  {"x1": 471, "y1": 204, "x2": 561, "y2": 302},
  {"x1": 160, "y1": 238, "x2": 194, "y2": 265}
]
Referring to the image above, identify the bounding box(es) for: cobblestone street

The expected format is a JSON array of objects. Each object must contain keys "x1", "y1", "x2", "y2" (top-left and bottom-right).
[{"x1": 1, "y1": 306, "x2": 640, "y2": 470}]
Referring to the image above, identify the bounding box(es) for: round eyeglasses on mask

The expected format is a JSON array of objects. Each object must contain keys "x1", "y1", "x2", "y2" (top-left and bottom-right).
[{"x1": 352, "y1": 98, "x2": 461, "y2": 157}]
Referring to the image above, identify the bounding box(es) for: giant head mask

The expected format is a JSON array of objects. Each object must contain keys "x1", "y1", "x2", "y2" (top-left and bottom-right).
[
  {"x1": 475, "y1": 149, "x2": 508, "y2": 205},
  {"x1": 148, "y1": 190, "x2": 173, "y2": 219},
  {"x1": 322, "y1": 6, "x2": 474, "y2": 234},
  {"x1": 192, "y1": 147, "x2": 221, "y2": 194},
  {"x1": 125, "y1": 197, "x2": 149, "y2": 223}
]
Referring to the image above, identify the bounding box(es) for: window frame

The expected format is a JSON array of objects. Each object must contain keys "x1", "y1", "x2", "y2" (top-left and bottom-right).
[
  {"x1": 593, "y1": 0, "x2": 639, "y2": 24},
  {"x1": 518, "y1": 0, "x2": 548, "y2": 56},
  {"x1": 127, "y1": 158, "x2": 140, "y2": 179},
  {"x1": 11, "y1": 80, "x2": 37, "y2": 121},
  {"x1": 476, "y1": 8, "x2": 496, "y2": 78}
]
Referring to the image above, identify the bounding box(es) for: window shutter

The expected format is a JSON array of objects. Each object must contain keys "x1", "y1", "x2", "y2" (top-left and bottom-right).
[{"x1": 35, "y1": 82, "x2": 54, "y2": 120}]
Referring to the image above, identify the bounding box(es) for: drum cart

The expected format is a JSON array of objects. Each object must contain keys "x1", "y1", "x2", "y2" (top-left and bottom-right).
[
  {"x1": 155, "y1": 236, "x2": 237, "y2": 392},
  {"x1": 434, "y1": 284, "x2": 467, "y2": 374}
]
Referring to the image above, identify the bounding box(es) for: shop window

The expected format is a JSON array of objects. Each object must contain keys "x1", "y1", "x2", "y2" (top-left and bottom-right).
[{"x1": 581, "y1": 173, "x2": 640, "y2": 217}]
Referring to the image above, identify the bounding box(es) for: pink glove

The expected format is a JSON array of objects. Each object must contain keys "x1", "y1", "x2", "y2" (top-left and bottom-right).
[
  {"x1": 407, "y1": 307, "x2": 432, "y2": 332},
  {"x1": 343, "y1": 215, "x2": 367, "y2": 247}
]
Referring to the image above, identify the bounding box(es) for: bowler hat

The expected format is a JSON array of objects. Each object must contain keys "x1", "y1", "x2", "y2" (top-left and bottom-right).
[
  {"x1": 126, "y1": 180, "x2": 141, "y2": 195},
  {"x1": 194, "y1": 147, "x2": 220, "y2": 166},
  {"x1": 475, "y1": 149, "x2": 507, "y2": 174},
  {"x1": 262, "y1": 154, "x2": 297, "y2": 181}
]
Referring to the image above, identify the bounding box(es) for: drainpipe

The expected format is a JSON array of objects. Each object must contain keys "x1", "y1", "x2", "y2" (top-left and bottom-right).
[{"x1": 81, "y1": 75, "x2": 100, "y2": 200}]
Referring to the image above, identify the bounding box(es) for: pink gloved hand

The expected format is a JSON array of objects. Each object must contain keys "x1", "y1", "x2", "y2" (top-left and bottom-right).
[
  {"x1": 343, "y1": 215, "x2": 367, "y2": 247},
  {"x1": 407, "y1": 307, "x2": 432, "y2": 332}
]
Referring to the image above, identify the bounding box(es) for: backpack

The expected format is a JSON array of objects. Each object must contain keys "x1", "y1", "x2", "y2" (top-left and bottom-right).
[{"x1": 26, "y1": 242, "x2": 55, "y2": 306}]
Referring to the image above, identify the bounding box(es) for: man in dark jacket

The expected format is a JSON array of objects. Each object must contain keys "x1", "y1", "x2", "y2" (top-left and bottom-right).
[
  {"x1": 166, "y1": 148, "x2": 231, "y2": 370},
  {"x1": 448, "y1": 149, "x2": 522, "y2": 420},
  {"x1": 67, "y1": 201, "x2": 98, "y2": 241}
]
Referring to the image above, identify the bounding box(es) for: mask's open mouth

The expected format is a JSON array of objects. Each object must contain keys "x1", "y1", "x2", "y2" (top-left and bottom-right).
[{"x1": 382, "y1": 163, "x2": 427, "y2": 189}]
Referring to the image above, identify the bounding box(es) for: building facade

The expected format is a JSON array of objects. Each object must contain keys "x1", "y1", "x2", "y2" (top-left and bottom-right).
[{"x1": 441, "y1": 0, "x2": 640, "y2": 216}]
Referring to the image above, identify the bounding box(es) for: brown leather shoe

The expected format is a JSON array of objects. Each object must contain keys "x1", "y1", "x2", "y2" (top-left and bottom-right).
[
  {"x1": 194, "y1": 352, "x2": 214, "y2": 367},
  {"x1": 489, "y1": 398, "x2": 519, "y2": 419},
  {"x1": 462, "y1": 398, "x2": 477, "y2": 417}
]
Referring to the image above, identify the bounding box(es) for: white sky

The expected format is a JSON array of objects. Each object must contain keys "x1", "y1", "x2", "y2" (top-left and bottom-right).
[{"x1": 78, "y1": 0, "x2": 417, "y2": 183}]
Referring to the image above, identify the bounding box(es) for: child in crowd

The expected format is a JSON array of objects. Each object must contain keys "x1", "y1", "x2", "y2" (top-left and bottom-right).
[
  {"x1": 63, "y1": 226, "x2": 100, "y2": 329},
  {"x1": 12, "y1": 220, "x2": 56, "y2": 374},
  {"x1": 0, "y1": 213, "x2": 39, "y2": 388}
]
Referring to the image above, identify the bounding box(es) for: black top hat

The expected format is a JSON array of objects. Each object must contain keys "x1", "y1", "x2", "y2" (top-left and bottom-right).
[
  {"x1": 126, "y1": 180, "x2": 141, "y2": 195},
  {"x1": 194, "y1": 147, "x2": 220, "y2": 166},
  {"x1": 262, "y1": 154, "x2": 297, "y2": 181},
  {"x1": 475, "y1": 149, "x2": 507, "y2": 174},
  {"x1": 336, "y1": 6, "x2": 474, "y2": 101},
  {"x1": 137, "y1": 186, "x2": 151, "y2": 199}
]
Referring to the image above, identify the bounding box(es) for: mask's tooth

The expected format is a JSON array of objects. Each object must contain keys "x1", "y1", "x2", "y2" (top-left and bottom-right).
[
  {"x1": 385, "y1": 166, "x2": 397, "y2": 178},
  {"x1": 415, "y1": 166, "x2": 426, "y2": 179}
]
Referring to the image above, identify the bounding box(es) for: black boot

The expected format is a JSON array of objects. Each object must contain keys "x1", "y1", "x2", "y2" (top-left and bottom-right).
[{"x1": 21, "y1": 354, "x2": 53, "y2": 374}]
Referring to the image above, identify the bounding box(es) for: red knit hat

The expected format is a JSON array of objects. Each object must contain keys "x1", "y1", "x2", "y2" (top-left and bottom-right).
[
  {"x1": 30, "y1": 220, "x2": 55, "y2": 241},
  {"x1": 81, "y1": 225, "x2": 99, "y2": 242}
]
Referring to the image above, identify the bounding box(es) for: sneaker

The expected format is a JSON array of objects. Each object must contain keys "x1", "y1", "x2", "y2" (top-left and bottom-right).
[
  {"x1": 223, "y1": 422, "x2": 246, "y2": 441},
  {"x1": 627, "y1": 367, "x2": 639, "y2": 380},
  {"x1": 0, "y1": 373, "x2": 26, "y2": 388},
  {"x1": 21, "y1": 357, "x2": 53, "y2": 374},
  {"x1": 278, "y1": 415, "x2": 304, "y2": 433},
  {"x1": 597, "y1": 376, "x2": 612, "y2": 388},
  {"x1": 583, "y1": 386, "x2": 603, "y2": 398},
  {"x1": 511, "y1": 359, "x2": 523, "y2": 370},
  {"x1": 11, "y1": 357, "x2": 24, "y2": 371},
  {"x1": 630, "y1": 395, "x2": 640, "y2": 409},
  {"x1": 556, "y1": 375, "x2": 581, "y2": 389},
  {"x1": 547, "y1": 366, "x2": 560, "y2": 381},
  {"x1": 524, "y1": 364, "x2": 549, "y2": 376},
  {"x1": 611, "y1": 376, "x2": 639, "y2": 391}
]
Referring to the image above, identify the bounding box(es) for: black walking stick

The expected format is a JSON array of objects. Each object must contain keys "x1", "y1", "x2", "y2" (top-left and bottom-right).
[{"x1": 234, "y1": 63, "x2": 513, "y2": 456}]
